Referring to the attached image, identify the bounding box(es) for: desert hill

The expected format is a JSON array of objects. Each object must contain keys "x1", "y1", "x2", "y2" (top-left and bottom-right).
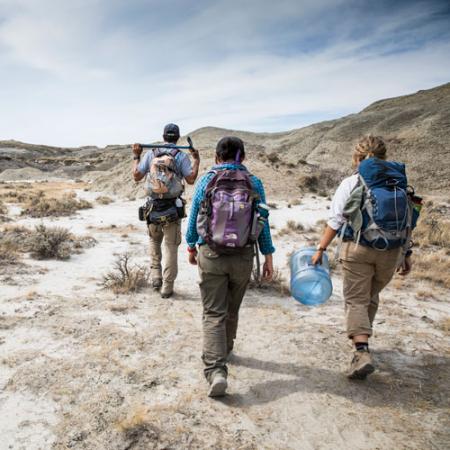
[{"x1": 1, "y1": 82, "x2": 449, "y2": 197}]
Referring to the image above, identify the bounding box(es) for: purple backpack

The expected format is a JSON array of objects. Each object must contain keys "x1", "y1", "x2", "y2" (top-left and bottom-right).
[{"x1": 197, "y1": 169, "x2": 259, "y2": 253}]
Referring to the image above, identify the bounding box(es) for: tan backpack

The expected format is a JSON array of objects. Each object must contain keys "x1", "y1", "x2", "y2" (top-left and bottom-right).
[{"x1": 146, "y1": 148, "x2": 184, "y2": 199}]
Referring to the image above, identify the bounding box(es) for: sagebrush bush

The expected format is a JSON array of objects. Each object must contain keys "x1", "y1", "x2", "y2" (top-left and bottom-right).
[
  {"x1": 27, "y1": 225, "x2": 73, "y2": 260},
  {"x1": 0, "y1": 224, "x2": 94, "y2": 261},
  {"x1": 102, "y1": 253, "x2": 149, "y2": 294},
  {"x1": 96, "y1": 196, "x2": 114, "y2": 205},
  {"x1": 21, "y1": 191, "x2": 92, "y2": 217}
]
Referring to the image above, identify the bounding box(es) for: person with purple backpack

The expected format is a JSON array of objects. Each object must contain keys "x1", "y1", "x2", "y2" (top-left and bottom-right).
[{"x1": 186, "y1": 136, "x2": 275, "y2": 397}]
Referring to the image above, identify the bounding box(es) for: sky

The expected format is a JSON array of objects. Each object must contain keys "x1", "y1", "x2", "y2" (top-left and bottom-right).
[{"x1": 0, "y1": 0, "x2": 449, "y2": 147}]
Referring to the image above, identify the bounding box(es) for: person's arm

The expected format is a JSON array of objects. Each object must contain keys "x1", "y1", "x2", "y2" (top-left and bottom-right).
[
  {"x1": 253, "y1": 177, "x2": 275, "y2": 280},
  {"x1": 186, "y1": 175, "x2": 209, "y2": 264},
  {"x1": 311, "y1": 226, "x2": 338, "y2": 265},
  {"x1": 311, "y1": 176, "x2": 355, "y2": 265},
  {"x1": 132, "y1": 144, "x2": 146, "y2": 182},
  {"x1": 184, "y1": 148, "x2": 200, "y2": 185}
]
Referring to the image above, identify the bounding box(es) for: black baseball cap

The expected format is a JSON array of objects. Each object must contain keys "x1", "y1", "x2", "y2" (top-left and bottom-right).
[{"x1": 163, "y1": 123, "x2": 180, "y2": 138}]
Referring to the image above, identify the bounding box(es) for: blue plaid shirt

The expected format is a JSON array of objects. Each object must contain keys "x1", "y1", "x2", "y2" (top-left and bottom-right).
[{"x1": 186, "y1": 163, "x2": 275, "y2": 255}]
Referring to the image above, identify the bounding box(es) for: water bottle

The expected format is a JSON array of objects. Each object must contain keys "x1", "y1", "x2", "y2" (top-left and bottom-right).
[{"x1": 290, "y1": 247, "x2": 333, "y2": 306}]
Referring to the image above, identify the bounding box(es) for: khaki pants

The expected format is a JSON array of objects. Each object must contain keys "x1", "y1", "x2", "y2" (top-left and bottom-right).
[
  {"x1": 341, "y1": 241, "x2": 401, "y2": 338},
  {"x1": 198, "y1": 244, "x2": 254, "y2": 382},
  {"x1": 148, "y1": 220, "x2": 182, "y2": 284}
]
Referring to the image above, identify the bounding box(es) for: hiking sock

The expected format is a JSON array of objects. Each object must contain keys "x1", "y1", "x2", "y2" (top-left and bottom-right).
[{"x1": 355, "y1": 342, "x2": 369, "y2": 352}]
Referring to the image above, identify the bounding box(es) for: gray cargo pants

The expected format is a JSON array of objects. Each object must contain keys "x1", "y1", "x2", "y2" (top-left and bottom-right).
[{"x1": 197, "y1": 244, "x2": 254, "y2": 382}]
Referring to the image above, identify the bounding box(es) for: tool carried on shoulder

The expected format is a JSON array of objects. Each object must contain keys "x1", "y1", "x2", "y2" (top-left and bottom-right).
[{"x1": 141, "y1": 136, "x2": 196, "y2": 152}]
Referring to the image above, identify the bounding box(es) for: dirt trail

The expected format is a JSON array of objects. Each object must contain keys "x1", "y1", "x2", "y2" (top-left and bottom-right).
[{"x1": 0, "y1": 191, "x2": 449, "y2": 450}]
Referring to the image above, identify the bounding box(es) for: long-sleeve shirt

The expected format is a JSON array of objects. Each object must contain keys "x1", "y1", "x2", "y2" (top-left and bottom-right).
[
  {"x1": 186, "y1": 163, "x2": 275, "y2": 255},
  {"x1": 327, "y1": 174, "x2": 359, "y2": 231}
]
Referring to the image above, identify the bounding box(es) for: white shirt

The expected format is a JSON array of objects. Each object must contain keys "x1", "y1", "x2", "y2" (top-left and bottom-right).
[{"x1": 327, "y1": 174, "x2": 359, "y2": 231}]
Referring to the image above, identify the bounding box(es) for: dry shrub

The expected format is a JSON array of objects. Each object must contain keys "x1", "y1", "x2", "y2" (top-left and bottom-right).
[
  {"x1": 297, "y1": 169, "x2": 344, "y2": 194},
  {"x1": 102, "y1": 253, "x2": 149, "y2": 294},
  {"x1": 414, "y1": 204, "x2": 450, "y2": 249},
  {"x1": 297, "y1": 174, "x2": 319, "y2": 192},
  {"x1": 267, "y1": 202, "x2": 278, "y2": 209},
  {"x1": 266, "y1": 152, "x2": 280, "y2": 163},
  {"x1": 0, "y1": 240, "x2": 20, "y2": 264},
  {"x1": 249, "y1": 268, "x2": 290, "y2": 296},
  {"x1": 1, "y1": 224, "x2": 94, "y2": 260},
  {"x1": 27, "y1": 225, "x2": 74, "y2": 260},
  {"x1": 278, "y1": 220, "x2": 304, "y2": 237},
  {"x1": 0, "y1": 199, "x2": 7, "y2": 215},
  {"x1": 21, "y1": 191, "x2": 92, "y2": 217},
  {"x1": 96, "y1": 195, "x2": 114, "y2": 205},
  {"x1": 412, "y1": 249, "x2": 450, "y2": 289}
]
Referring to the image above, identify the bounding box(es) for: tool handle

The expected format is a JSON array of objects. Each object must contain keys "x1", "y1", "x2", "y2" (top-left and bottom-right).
[{"x1": 141, "y1": 144, "x2": 192, "y2": 150}]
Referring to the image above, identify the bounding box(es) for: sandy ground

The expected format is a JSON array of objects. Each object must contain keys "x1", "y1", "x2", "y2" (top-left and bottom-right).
[{"x1": 0, "y1": 187, "x2": 449, "y2": 450}]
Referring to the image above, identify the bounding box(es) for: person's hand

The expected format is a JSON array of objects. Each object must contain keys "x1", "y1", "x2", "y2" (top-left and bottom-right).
[
  {"x1": 311, "y1": 250, "x2": 323, "y2": 265},
  {"x1": 189, "y1": 146, "x2": 200, "y2": 161},
  {"x1": 132, "y1": 143, "x2": 143, "y2": 157},
  {"x1": 188, "y1": 248, "x2": 198, "y2": 265},
  {"x1": 262, "y1": 254, "x2": 274, "y2": 281},
  {"x1": 397, "y1": 255, "x2": 412, "y2": 276}
]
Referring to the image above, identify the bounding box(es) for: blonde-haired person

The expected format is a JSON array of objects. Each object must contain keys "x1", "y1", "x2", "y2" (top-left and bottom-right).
[{"x1": 312, "y1": 135, "x2": 412, "y2": 379}]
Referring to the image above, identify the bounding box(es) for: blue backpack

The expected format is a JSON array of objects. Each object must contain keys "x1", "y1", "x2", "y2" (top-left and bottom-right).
[{"x1": 341, "y1": 158, "x2": 419, "y2": 251}]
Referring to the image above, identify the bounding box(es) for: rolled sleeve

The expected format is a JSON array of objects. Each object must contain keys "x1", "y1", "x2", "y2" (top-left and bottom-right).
[
  {"x1": 137, "y1": 152, "x2": 151, "y2": 175},
  {"x1": 327, "y1": 175, "x2": 358, "y2": 231},
  {"x1": 186, "y1": 173, "x2": 212, "y2": 248}
]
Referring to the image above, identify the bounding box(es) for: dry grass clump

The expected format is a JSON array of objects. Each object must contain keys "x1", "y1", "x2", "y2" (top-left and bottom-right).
[
  {"x1": 116, "y1": 406, "x2": 160, "y2": 448},
  {"x1": 0, "y1": 199, "x2": 9, "y2": 222},
  {"x1": 414, "y1": 204, "x2": 450, "y2": 249},
  {"x1": 439, "y1": 317, "x2": 450, "y2": 335},
  {"x1": 102, "y1": 253, "x2": 149, "y2": 294},
  {"x1": 21, "y1": 191, "x2": 92, "y2": 217},
  {"x1": 412, "y1": 249, "x2": 450, "y2": 289},
  {"x1": 96, "y1": 195, "x2": 114, "y2": 205},
  {"x1": 249, "y1": 268, "x2": 290, "y2": 296}
]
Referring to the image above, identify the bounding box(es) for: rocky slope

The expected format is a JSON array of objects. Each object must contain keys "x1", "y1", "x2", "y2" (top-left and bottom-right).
[{"x1": 1, "y1": 82, "x2": 449, "y2": 198}]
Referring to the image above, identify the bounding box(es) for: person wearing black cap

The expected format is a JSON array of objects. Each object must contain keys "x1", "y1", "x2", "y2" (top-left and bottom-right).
[{"x1": 132, "y1": 124, "x2": 200, "y2": 298}]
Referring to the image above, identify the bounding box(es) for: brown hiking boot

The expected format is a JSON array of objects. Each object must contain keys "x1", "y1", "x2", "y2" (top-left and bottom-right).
[
  {"x1": 152, "y1": 278, "x2": 162, "y2": 290},
  {"x1": 160, "y1": 281, "x2": 173, "y2": 299},
  {"x1": 208, "y1": 371, "x2": 228, "y2": 398},
  {"x1": 347, "y1": 350, "x2": 375, "y2": 380}
]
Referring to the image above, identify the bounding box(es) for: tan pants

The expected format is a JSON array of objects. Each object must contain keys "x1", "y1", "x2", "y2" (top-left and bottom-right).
[
  {"x1": 148, "y1": 220, "x2": 182, "y2": 284},
  {"x1": 341, "y1": 242, "x2": 401, "y2": 338},
  {"x1": 198, "y1": 244, "x2": 254, "y2": 382}
]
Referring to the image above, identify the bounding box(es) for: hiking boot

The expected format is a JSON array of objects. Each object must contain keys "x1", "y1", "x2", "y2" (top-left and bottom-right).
[
  {"x1": 347, "y1": 350, "x2": 375, "y2": 380},
  {"x1": 152, "y1": 278, "x2": 162, "y2": 290},
  {"x1": 208, "y1": 371, "x2": 228, "y2": 398},
  {"x1": 160, "y1": 282, "x2": 173, "y2": 299}
]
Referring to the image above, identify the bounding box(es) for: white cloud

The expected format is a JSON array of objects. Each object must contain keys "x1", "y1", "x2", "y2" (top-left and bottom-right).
[{"x1": 0, "y1": 0, "x2": 449, "y2": 146}]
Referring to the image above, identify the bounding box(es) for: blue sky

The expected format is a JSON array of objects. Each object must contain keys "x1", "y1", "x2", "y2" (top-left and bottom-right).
[{"x1": 0, "y1": 0, "x2": 449, "y2": 146}]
